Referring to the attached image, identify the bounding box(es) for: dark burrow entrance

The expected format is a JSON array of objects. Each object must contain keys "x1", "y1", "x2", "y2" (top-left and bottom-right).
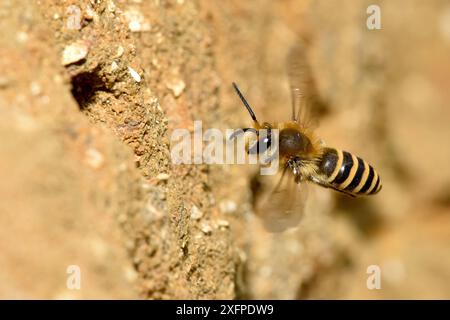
[{"x1": 70, "y1": 69, "x2": 109, "y2": 110}]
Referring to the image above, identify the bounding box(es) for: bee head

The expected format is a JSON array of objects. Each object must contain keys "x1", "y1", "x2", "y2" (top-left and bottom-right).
[
  {"x1": 232, "y1": 83, "x2": 275, "y2": 156},
  {"x1": 279, "y1": 127, "x2": 312, "y2": 157}
]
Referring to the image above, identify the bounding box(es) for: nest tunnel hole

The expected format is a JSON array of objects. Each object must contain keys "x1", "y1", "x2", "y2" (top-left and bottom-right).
[{"x1": 70, "y1": 69, "x2": 109, "y2": 110}]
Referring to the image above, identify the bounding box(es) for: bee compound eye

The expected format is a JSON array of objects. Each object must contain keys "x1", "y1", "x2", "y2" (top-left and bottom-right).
[{"x1": 279, "y1": 128, "x2": 311, "y2": 156}]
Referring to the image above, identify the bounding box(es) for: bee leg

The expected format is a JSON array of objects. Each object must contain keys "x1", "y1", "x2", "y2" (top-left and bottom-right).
[
  {"x1": 229, "y1": 128, "x2": 258, "y2": 140},
  {"x1": 287, "y1": 158, "x2": 294, "y2": 171},
  {"x1": 287, "y1": 158, "x2": 302, "y2": 183},
  {"x1": 294, "y1": 163, "x2": 303, "y2": 184}
]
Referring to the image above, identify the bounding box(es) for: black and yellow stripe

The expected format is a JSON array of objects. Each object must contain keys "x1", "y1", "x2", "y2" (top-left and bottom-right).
[{"x1": 318, "y1": 148, "x2": 381, "y2": 196}]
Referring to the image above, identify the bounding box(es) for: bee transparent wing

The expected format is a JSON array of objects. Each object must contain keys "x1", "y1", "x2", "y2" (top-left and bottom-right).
[
  {"x1": 286, "y1": 42, "x2": 315, "y2": 125},
  {"x1": 254, "y1": 167, "x2": 308, "y2": 232}
]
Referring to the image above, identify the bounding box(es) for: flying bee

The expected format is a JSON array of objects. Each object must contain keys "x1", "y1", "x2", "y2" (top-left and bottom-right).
[{"x1": 230, "y1": 44, "x2": 381, "y2": 231}]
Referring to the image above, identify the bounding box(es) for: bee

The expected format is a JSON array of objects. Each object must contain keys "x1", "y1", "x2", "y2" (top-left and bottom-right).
[{"x1": 230, "y1": 44, "x2": 381, "y2": 230}]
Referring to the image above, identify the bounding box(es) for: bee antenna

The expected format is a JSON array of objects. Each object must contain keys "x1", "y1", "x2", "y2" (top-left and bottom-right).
[{"x1": 232, "y1": 82, "x2": 258, "y2": 122}]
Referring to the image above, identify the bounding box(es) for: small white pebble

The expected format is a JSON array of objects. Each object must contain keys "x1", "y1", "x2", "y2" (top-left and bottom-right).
[
  {"x1": 190, "y1": 205, "x2": 203, "y2": 220},
  {"x1": 128, "y1": 66, "x2": 141, "y2": 82},
  {"x1": 219, "y1": 200, "x2": 237, "y2": 214},
  {"x1": 124, "y1": 8, "x2": 151, "y2": 32},
  {"x1": 85, "y1": 147, "x2": 104, "y2": 168},
  {"x1": 167, "y1": 79, "x2": 186, "y2": 98},
  {"x1": 115, "y1": 45, "x2": 124, "y2": 58},
  {"x1": 110, "y1": 61, "x2": 119, "y2": 72},
  {"x1": 156, "y1": 173, "x2": 170, "y2": 180},
  {"x1": 128, "y1": 20, "x2": 141, "y2": 32},
  {"x1": 84, "y1": 9, "x2": 95, "y2": 21},
  {"x1": 16, "y1": 31, "x2": 28, "y2": 44},
  {"x1": 107, "y1": 0, "x2": 116, "y2": 13},
  {"x1": 217, "y1": 219, "x2": 229, "y2": 229},
  {"x1": 201, "y1": 223, "x2": 212, "y2": 235},
  {"x1": 62, "y1": 41, "x2": 88, "y2": 66}
]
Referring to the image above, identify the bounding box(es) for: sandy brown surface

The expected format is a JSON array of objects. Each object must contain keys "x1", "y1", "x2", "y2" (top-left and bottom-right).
[{"x1": 0, "y1": 0, "x2": 449, "y2": 299}]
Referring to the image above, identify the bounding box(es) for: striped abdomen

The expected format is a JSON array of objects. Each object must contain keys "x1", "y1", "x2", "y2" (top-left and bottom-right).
[{"x1": 318, "y1": 148, "x2": 381, "y2": 196}]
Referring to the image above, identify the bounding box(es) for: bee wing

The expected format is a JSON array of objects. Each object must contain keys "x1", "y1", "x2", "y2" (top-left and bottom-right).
[
  {"x1": 286, "y1": 42, "x2": 316, "y2": 126},
  {"x1": 254, "y1": 167, "x2": 308, "y2": 232}
]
